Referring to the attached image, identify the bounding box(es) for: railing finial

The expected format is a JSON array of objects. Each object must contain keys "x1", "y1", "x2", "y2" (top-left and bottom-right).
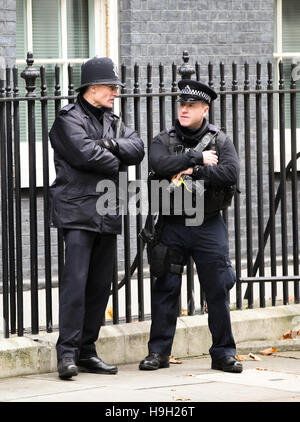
[
  {"x1": 178, "y1": 50, "x2": 195, "y2": 80},
  {"x1": 21, "y1": 52, "x2": 40, "y2": 97}
]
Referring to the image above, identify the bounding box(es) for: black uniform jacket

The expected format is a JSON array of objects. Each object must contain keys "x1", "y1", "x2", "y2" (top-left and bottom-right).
[
  {"x1": 49, "y1": 98, "x2": 144, "y2": 234},
  {"x1": 149, "y1": 118, "x2": 240, "y2": 219}
]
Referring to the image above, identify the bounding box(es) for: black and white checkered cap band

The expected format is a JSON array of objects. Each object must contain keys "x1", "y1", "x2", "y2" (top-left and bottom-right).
[{"x1": 181, "y1": 84, "x2": 211, "y2": 103}]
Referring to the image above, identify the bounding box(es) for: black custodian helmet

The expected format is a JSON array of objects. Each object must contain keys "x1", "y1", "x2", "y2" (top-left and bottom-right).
[{"x1": 76, "y1": 57, "x2": 124, "y2": 92}]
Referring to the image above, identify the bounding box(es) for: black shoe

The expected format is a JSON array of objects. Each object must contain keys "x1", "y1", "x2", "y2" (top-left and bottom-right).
[
  {"x1": 211, "y1": 356, "x2": 243, "y2": 373},
  {"x1": 78, "y1": 356, "x2": 118, "y2": 374},
  {"x1": 58, "y1": 357, "x2": 78, "y2": 379},
  {"x1": 139, "y1": 353, "x2": 170, "y2": 370}
]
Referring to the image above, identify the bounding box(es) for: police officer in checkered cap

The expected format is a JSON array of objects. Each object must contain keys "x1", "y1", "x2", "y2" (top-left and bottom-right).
[
  {"x1": 177, "y1": 79, "x2": 217, "y2": 104},
  {"x1": 139, "y1": 79, "x2": 242, "y2": 374}
]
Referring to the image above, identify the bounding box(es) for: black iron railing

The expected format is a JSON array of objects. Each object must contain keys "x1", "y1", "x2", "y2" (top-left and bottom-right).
[{"x1": 0, "y1": 51, "x2": 299, "y2": 338}]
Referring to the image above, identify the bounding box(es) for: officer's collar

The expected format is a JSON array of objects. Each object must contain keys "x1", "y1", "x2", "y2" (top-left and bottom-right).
[
  {"x1": 175, "y1": 118, "x2": 209, "y2": 146},
  {"x1": 78, "y1": 94, "x2": 106, "y2": 122}
]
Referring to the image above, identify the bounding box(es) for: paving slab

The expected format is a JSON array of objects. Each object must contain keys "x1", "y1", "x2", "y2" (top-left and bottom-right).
[{"x1": 0, "y1": 353, "x2": 299, "y2": 404}]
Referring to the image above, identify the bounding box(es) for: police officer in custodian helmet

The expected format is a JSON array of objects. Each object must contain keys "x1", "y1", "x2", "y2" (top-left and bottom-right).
[
  {"x1": 49, "y1": 57, "x2": 144, "y2": 379},
  {"x1": 139, "y1": 79, "x2": 242, "y2": 373}
]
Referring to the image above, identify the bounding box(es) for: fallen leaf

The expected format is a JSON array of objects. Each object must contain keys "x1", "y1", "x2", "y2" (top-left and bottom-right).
[
  {"x1": 298, "y1": 330, "x2": 300, "y2": 336},
  {"x1": 249, "y1": 353, "x2": 261, "y2": 361},
  {"x1": 259, "y1": 347, "x2": 278, "y2": 356},
  {"x1": 281, "y1": 329, "x2": 293, "y2": 339},
  {"x1": 173, "y1": 396, "x2": 191, "y2": 401},
  {"x1": 236, "y1": 355, "x2": 247, "y2": 362},
  {"x1": 256, "y1": 367, "x2": 268, "y2": 371},
  {"x1": 281, "y1": 330, "x2": 298, "y2": 339},
  {"x1": 186, "y1": 373, "x2": 195, "y2": 376},
  {"x1": 170, "y1": 355, "x2": 183, "y2": 364},
  {"x1": 181, "y1": 308, "x2": 188, "y2": 316},
  {"x1": 105, "y1": 305, "x2": 113, "y2": 320}
]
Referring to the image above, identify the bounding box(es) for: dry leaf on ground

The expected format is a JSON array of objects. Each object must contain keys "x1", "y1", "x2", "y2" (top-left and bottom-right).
[
  {"x1": 170, "y1": 355, "x2": 183, "y2": 364},
  {"x1": 105, "y1": 306, "x2": 113, "y2": 320},
  {"x1": 235, "y1": 355, "x2": 247, "y2": 361},
  {"x1": 281, "y1": 330, "x2": 293, "y2": 339},
  {"x1": 281, "y1": 329, "x2": 298, "y2": 339},
  {"x1": 173, "y1": 396, "x2": 191, "y2": 401},
  {"x1": 259, "y1": 347, "x2": 278, "y2": 356},
  {"x1": 255, "y1": 367, "x2": 268, "y2": 371},
  {"x1": 249, "y1": 352, "x2": 261, "y2": 361}
]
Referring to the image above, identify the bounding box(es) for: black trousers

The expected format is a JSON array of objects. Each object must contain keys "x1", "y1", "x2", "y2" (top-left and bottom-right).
[
  {"x1": 148, "y1": 214, "x2": 236, "y2": 361},
  {"x1": 56, "y1": 229, "x2": 116, "y2": 362}
]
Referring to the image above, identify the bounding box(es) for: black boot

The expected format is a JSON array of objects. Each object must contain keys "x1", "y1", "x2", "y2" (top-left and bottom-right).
[
  {"x1": 211, "y1": 356, "x2": 243, "y2": 373},
  {"x1": 78, "y1": 356, "x2": 118, "y2": 374},
  {"x1": 139, "y1": 353, "x2": 170, "y2": 370},
  {"x1": 58, "y1": 357, "x2": 78, "y2": 379}
]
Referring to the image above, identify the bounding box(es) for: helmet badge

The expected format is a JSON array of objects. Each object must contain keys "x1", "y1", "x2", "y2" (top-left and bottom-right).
[{"x1": 113, "y1": 63, "x2": 119, "y2": 78}]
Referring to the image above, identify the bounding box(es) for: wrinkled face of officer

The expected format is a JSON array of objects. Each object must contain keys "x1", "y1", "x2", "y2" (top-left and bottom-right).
[
  {"x1": 84, "y1": 84, "x2": 119, "y2": 109},
  {"x1": 178, "y1": 101, "x2": 209, "y2": 130}
]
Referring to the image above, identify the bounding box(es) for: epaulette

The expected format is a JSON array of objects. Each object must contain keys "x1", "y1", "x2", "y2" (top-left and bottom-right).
[
  {"x1": 207, "y1": 123, "x2": 219, "y2": 133},
  {"x1": 59, "y1": 103, "x2": 76, "y2": 114},
  {"x1": 158, "y1": 126, "x2": 180, "y2": 152},
  {"x1": 166, "y1": 125, "x2": 176, "y2": 135}
]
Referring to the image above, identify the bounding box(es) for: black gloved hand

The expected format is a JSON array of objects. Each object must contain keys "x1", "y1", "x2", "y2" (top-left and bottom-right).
[{"x1": 96, "y1": 138, "x2": 119, "y2": 155}]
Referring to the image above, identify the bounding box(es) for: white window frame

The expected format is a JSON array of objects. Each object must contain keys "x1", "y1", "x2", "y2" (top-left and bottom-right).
[
  {"x1": 16, "y1": 0, "x2": 120, "y2": 95},
  {"x1": 16, "y1": 0, "x2": 120, "y2": 187},
  {"x1": 273, "y1": 0, "x2": 300, "y2": 172}
]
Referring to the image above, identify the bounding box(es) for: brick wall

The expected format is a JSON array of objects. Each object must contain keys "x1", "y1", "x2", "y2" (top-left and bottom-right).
[
  {"x1": 0, "y1": 0, "x2": 16, "y2": 67},
  {"x1": 119, "y1": 0, "x2": 274, "y2": 81}
]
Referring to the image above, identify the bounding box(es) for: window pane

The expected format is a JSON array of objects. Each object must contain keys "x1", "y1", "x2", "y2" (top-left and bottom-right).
[
  {"x1": 16, "y1": 64, "x2": 61, "y2": 143},
  {"x1": 15, "y1": 64, "x2": 28, "y2": 143},
  {"x1": 282, "y1": 0, "x2": 300, "y2": 53},
  {"x1": 34, "y1": 64, "x2": 61, "y2": 142},
  {"x1": 32, "y1": 0, "x2": 61, "y2": 59},
  {"x1": 69, "y1": 63, "x2": 83, "y2": 92},
  {"x1": 16, "y1": 0, "x2": 27, "y2": 59},
  {"x1": 67, "y1": 0, "x2": 89, "y2": 58}
]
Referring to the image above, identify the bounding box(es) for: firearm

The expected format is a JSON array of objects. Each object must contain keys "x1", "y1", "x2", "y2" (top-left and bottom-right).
[{"x1": 167, "y1": 132, "x2": 214, "y2": 193}]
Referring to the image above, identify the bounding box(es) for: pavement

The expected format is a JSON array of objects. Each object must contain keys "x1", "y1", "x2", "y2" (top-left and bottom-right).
[
  {"x1": 0, "y1": 347, "x2": 300, "y2": 407},
  {"x1": 1, "y1": 304, "x2": 300, "y2": 412}
]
